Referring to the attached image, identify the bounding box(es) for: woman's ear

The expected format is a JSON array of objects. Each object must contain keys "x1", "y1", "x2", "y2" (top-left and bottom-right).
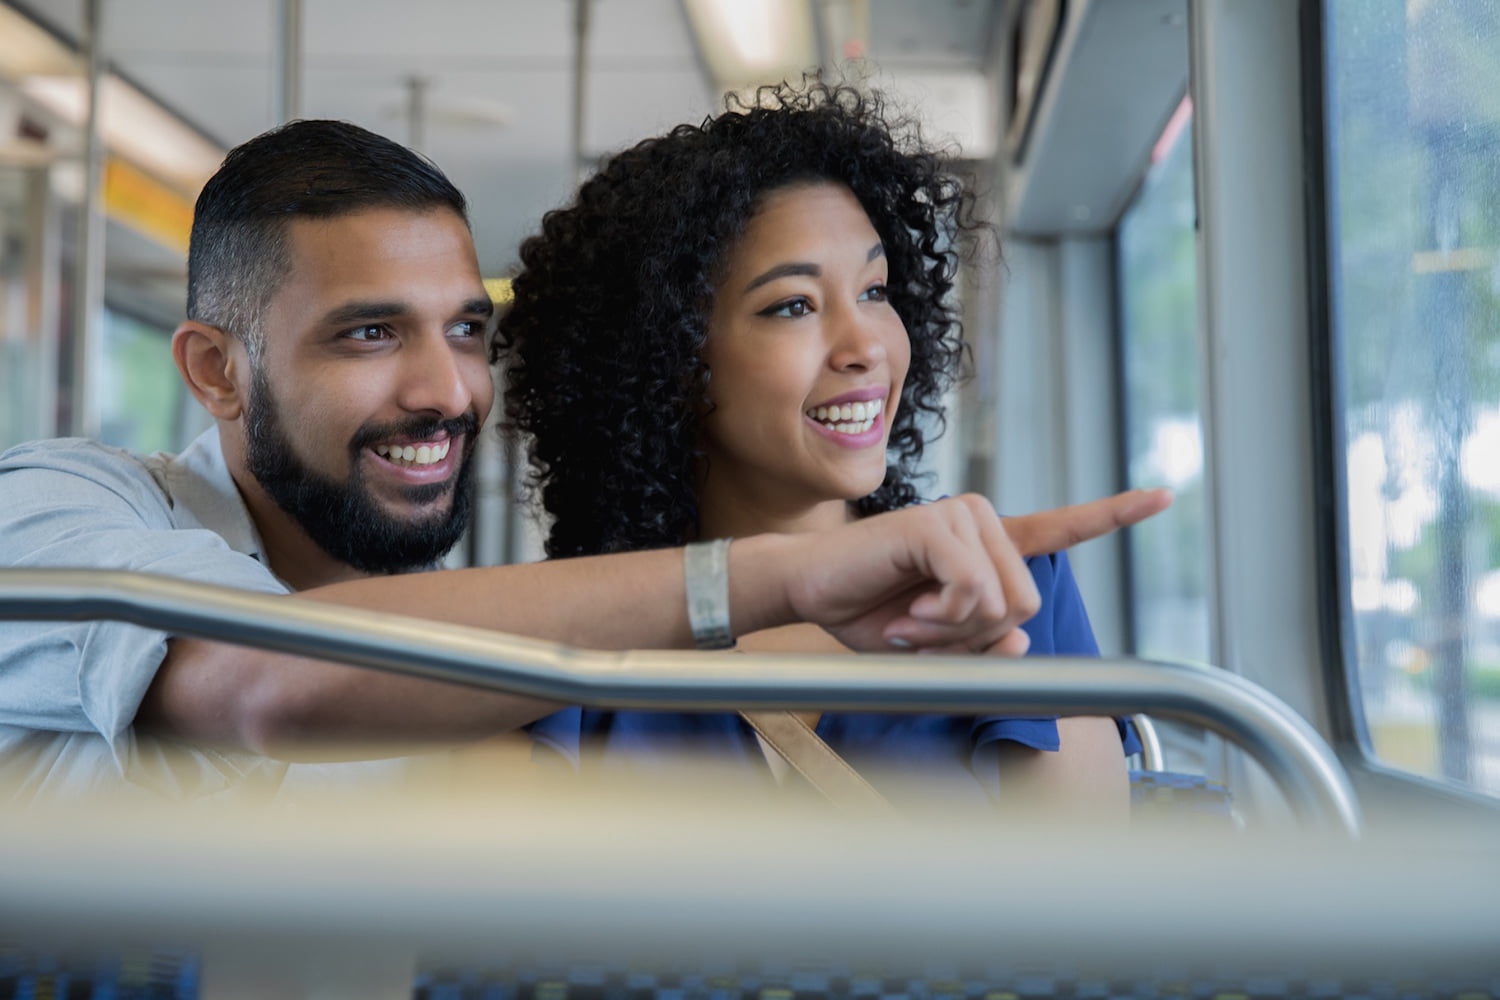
[{"x1": 173, "y1": 321, "x2": 247, "y2": 421}]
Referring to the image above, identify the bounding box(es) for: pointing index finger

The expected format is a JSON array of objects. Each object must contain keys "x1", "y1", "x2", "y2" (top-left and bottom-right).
[{"x1": 1000, "y1": 488, "x2": 1173, "y2": 557}]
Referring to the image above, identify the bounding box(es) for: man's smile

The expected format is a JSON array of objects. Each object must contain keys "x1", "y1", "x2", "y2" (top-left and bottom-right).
[
  {"x1": 364, "y1": 430, "x2": 466, "y2": 486},
  {"x1": 372, "y1": 437, "x2": 453, "y2": 468}
]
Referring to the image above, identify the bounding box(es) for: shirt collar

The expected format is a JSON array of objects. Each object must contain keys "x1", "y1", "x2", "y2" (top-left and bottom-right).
[{"x1": 156, "y1": 429, "x2": 270, "y2": 563}]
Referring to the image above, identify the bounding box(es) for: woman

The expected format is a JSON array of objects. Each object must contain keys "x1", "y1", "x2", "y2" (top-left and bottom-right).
[{"x1": 496, "y1": 80, "x2": 1139, "y2": 817}]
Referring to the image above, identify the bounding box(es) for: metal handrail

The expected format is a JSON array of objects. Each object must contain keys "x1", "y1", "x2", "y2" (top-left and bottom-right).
[
  {"x1": 0, "y1": 568, "x2": 1361, "y2": 835},
  {"x1": 1129, "y1": 713, "x2": 1166, "y2": 771}
]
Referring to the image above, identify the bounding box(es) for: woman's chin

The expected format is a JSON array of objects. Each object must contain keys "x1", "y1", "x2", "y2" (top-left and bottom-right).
[{"x1": 838, "y1": 472, "x2": 891, "y2": 505}]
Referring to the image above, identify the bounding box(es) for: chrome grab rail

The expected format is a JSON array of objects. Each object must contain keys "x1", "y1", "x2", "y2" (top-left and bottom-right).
[
  {"x1": 1128, "y1": 713, "x2": 1166, "y2": 772},
  {"x1": 0, "y1": 569, "x2": 1361, "y2": 835}
]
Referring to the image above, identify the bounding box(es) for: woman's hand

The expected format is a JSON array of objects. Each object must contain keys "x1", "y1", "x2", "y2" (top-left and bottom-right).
[{"x1": 761, "y1": 489, "x2": 1170, "y2": 653}]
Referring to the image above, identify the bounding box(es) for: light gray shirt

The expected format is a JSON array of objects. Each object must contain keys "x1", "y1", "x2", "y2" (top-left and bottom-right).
[{"x1": 0, "y1": 430, "x2": 291, "y2": 801}]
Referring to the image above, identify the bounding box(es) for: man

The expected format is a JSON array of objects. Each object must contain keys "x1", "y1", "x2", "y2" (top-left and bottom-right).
[{"x1": 0, "y1": 120, "x2": 1167, "y2": 800}]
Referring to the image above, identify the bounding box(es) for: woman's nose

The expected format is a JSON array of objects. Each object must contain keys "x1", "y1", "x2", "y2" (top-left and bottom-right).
[{"x1": 827, "y1": 306, "x2": 889, "y2": 371}]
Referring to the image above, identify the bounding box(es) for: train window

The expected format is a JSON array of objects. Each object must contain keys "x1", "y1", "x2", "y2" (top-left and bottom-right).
[
  {"x1": 0, "y1": 166, "x2": 49, "y2": 452},
  {"x1": 1116, "y1": 100, "x2": 1210, "y2": 664},
  {"x1": 98, "y1": 308, "x2": 183, "y2": 455},
  {"x1": 1325, "y1": 0, "x2": 1500, "y2": 795}
]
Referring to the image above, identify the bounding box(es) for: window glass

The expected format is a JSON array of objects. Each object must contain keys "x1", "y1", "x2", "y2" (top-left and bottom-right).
[
  {"x1": 1117, "y1": 104, "x2": 1210, "y2": 664},
  {"x1": 0, "y1": 167, "x2": 49, "y2": 451},
  {"x1": 1326, "y1": 0, "x2": 1500, "y2": 794},
  {"x1": 98, "y1": 308, "x2": 183, "y2": 455}
]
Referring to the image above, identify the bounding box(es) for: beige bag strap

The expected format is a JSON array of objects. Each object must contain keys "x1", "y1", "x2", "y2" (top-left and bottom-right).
[{"x1": 738, "y1": 710, "x2": 897, "y2": 815}]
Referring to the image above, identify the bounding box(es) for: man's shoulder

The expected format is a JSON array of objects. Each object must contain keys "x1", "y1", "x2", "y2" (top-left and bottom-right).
[
  {"x1": 0, "y1": 429, "x2": 275, "y2": 581},
  {"x1": 0, "y1": 432, "x2": 227, "y2": 492},
  {"x1": 0, "y1": 431, "x2": 254, "y2": 548},
  {"x1": 0, "y1": 436, "x2": 173, "y2": 515},
  {"x1": 0, "y1": 435, "x2": 143, "y2": 469}
]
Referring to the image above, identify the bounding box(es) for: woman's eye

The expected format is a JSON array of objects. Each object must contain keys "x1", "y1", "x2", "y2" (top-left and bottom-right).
[
  {"x1": 861, "y1": 283, "x2": 889, "y2": 303},
  {"x1": 760, "y1": 297, "x2": 813, "y2": 319}
]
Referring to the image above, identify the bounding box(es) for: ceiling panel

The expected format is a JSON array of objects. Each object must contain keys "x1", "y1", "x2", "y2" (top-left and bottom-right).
[
  {"x1": 7, "y1": 0, "x2": 1002, "y2": 284},
  {"x1": 1005, "y1": 0, "x2": 1191, "y2": 235},
  {"x1": 8, "y1": 0, "x2": 713, "y2": 274},
  {"x1": 869, "y1": 0, "x2": 1000, "y2": 68}
]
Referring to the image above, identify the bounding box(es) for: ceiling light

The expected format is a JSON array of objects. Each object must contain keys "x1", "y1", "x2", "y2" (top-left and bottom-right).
[
  {"x1": 683, "y1": 0, "x2": 817, "y2": 93},
  {"x1": 21, "y1": 74, "x2": 224, "y2": 196},
  {"x1": 0, "y1": 5, "x2": 77, "y2": 78}
]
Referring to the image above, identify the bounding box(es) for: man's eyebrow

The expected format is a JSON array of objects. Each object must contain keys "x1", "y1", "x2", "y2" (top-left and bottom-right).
[
  {"x1": 319, "y1": 297, "x2": 495, "y2": 327},
  {"x1": 744, "y1": 262, "x2": 820, "y2": 294},
  {"x1": 319, "y1": 301, "x2": 409, "y2": 327},
  {"x1": 460, "y1": 297, "x2": 496, "y2": 319}
]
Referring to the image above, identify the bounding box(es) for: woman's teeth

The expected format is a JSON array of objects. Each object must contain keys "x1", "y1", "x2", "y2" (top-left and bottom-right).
[
  {"x1": 807, "y1": 401, "x2": 880, "y2": 435},
  {"x1": 373, "y1": 439, "x2": 452, "y2": 466}
]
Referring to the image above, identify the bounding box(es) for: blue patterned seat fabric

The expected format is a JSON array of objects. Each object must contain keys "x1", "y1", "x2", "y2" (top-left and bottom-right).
[{"x1": 1128, "y1": 769, "x2": 1238, "y2": 828}]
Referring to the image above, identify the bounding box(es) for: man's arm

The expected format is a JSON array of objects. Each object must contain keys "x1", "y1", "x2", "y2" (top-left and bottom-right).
[
  {"x1": 140, "y1": 490, "x2": 1172, "y2": 759},
  {"x1": 143, "y1": 542, "x2": 723, "y2": 758}
]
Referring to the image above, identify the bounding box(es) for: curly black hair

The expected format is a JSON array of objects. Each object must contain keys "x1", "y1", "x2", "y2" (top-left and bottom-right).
[{"x1": 497, "y1": 77, "x2": 983, "y2": 558}]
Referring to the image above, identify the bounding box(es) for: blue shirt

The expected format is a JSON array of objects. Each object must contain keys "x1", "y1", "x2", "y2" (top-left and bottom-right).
[{"x1": 530, "y1": 550, "x2": 1140, "y2": 806}]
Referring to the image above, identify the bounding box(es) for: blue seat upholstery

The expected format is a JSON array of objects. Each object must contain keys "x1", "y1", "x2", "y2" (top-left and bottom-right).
[{"x1": 1129, "y1": 768, "x2": 1237, "y2": 828}]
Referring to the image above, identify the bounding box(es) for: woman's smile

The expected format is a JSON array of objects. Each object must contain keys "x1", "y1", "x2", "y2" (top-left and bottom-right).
[
  {"x1": 804, "y1": 388, "x2": 889, "y2": 446},
  {"x1": 804, "y1": 407, "x2": 885, "y2": 447}
]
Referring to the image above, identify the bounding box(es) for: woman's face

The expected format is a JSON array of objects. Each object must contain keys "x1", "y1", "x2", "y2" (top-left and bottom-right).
[{"x1": 699, "y1": 182, "x2": 911, "y2": 516}]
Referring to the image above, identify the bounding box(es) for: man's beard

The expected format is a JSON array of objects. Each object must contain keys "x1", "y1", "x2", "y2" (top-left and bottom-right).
[{"x1": 243, "y1": 368, "x2": 478, "y2": 575}]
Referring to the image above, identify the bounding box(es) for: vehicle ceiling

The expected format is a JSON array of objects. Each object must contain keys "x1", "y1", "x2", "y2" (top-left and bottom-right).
[{"x1": 9, "y1": 0, "x2": 1002, "y2": 296}]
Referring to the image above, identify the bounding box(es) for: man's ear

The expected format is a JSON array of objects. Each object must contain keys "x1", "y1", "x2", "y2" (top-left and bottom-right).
[{"x1": 173, "y1": 321, "x2": 247, "y2": 421}]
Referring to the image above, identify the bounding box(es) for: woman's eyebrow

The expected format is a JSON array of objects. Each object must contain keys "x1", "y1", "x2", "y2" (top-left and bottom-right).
[
  {"x1": 743, "y1": 261, "x2": 819, "y2": 294},
  {"x1": 742, "y1": 243, "x2": 885, "y2": 294}
]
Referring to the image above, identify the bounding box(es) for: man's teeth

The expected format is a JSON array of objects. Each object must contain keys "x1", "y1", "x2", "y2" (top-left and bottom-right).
[
  {"x1": 373, "y1": 439, "x2": 452, "y2": 466},
  {"x1": 807, "y1": 400, "x2": 880, "y2": 435}
]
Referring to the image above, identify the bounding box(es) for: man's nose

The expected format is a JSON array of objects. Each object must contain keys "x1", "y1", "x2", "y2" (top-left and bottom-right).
[{"x1": 398, "y1": 332, "x2": 475, "y2": 417}]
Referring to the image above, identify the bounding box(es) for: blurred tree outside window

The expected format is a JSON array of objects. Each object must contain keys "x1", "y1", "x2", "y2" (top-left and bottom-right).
[
  {"x1": 1327, "y1": 0, "x2": 1500, "y2": 795},
  {"x1": 1117, "y1": 105, "x2": 1211, "y2": 666},
  {"x1": 0, "y1": 167, "x2": 47, "y2": 452},
  {"x1": 98, "y1": 308, "x2": 182, "y2": 456}
]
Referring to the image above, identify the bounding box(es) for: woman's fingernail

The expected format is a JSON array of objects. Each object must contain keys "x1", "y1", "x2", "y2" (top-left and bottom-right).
[{"x1": 887, "y1": 636, "x2": 914, "y2": 649}]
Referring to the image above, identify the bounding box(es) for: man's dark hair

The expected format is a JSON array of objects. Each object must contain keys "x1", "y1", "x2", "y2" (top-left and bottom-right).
[{"x1": 186, "y1": 119, "x2": 468, "y2": 359}]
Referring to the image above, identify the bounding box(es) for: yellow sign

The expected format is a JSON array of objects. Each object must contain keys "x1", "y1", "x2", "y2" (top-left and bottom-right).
[
  {"x1": 103, "y1": 157, "x2": 194, "y2": 256},
  {"x1": 484, "y1": 277, "x2": 513, "y2": 304}
]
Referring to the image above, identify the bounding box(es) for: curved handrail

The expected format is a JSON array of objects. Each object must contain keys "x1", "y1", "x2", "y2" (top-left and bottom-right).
[
  {"x1": 0, "y1": 569, "x2": 1360, "y2": 835},
  {"x1": 1129, "y1": 713, "x2": 1166, "y2": 771}
]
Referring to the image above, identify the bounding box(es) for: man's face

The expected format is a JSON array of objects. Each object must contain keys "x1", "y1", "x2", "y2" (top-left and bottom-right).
[{"x1": 242, "y1": 207, "x2": 494, "y2": 574}]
